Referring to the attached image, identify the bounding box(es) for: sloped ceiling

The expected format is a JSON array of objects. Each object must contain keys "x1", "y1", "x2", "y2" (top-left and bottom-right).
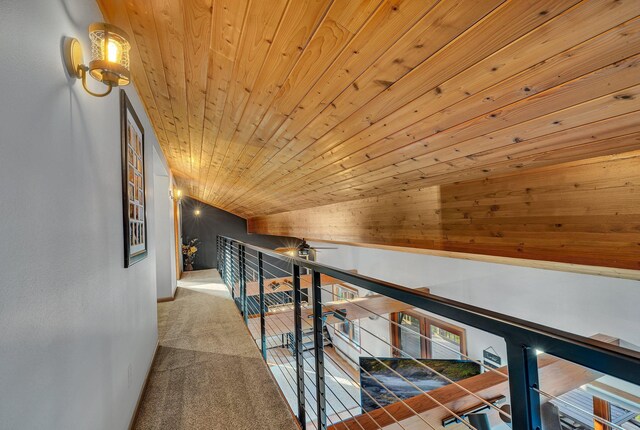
[{"x1": 98, "y1": 0, "x2": 640, "y2": 218}]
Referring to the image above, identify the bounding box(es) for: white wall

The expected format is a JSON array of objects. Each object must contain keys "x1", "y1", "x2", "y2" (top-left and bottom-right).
[
  {"x1": 312, "y1": 242, "x2": 640, "y2": 367},
  {"x1": 0, "y1": 1, "x2": 166, "y2": 428},
  {"x1": 153, "y1": 148, "x2": 177, "y2": 299}
]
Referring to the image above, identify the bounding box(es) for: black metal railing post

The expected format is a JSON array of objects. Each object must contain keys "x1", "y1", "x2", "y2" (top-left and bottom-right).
[
  {"x1": 217, "y1": 236, "x2": 221, "y2": 273},
  {"x1": 293, "y1": 263, "x2": 306, "y2": 429},
  {"x1": 258, "y1": 252, "x2": 267, "y2": 360},
  {"x1": 312, "y1": 270, "x2": 327, "y2": 430},
  {"x1": 222, "y1": 237, "x2": 227, "y2": 285},
  {"x1": 226, "y1": 239, "x2": 230, "y2": 287},
  {"x1": 240, "y1": 244, "x2": 248, "y2": 324},
  {"x1": 506, "y1": 341, "x2": 542, "y2": 430},
  {"x1": 220, "y1": 237, "x2": 225, "y2": 284},
  {"x1": 230, "y1": 242, "x2": 235, "y2": 300},
  {"x1": 227, "y1": 239, "x2": 231, "y2": 288}
]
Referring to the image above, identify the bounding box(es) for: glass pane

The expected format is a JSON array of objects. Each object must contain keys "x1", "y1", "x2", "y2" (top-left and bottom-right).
[
  {"x1": 398, "y1": 313, "x2": 423, "y2": 358},
  {"x1": 334, "y1": 285, "x2": 357, "y2": 301},
  {"x1": 337, "y1": 321, "x2": 348, "y2": 337},
  {"x1": 430, "y1": 325, "x2": 462, "y2": 359},
  {"x1": 352, "y1": 320, "x2": 360, "y2": 346}
]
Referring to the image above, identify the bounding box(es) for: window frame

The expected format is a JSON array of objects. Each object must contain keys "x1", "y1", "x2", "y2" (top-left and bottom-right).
[
  {"x1": 331, "y1": 284, "x2": 361, "y2": 349},
  {"x1": 390, "y1": 310, "x2": 467, "y2": 359}
]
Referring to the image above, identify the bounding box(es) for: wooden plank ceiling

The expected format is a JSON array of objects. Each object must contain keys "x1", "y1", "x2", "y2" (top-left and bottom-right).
[{"x1": 98, "y1": 0, "x2": 640, "y2": 219}]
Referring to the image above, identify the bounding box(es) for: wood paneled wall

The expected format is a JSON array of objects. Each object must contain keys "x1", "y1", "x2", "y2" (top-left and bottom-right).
[{"x1": 248, "y1": 151, "x2": 640, "y2": 271}]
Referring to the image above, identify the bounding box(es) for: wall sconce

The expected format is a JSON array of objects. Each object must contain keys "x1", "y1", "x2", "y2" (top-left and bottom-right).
[
  {"x1": 64, "y1": 23, "x2": 131, "y2": 97},
  {"x1": 194, "y1": 209, "x2": 201, "y2": 216}
]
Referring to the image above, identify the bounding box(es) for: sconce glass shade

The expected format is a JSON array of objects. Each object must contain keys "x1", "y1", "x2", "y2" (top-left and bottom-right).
[{"x1": 88, "y1": 23, "x2": 131, "y2": 87}]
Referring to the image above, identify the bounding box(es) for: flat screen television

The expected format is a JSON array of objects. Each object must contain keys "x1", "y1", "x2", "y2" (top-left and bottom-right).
[{"x1": 359, "y1": 357, "x2": 481, "y2": 412}]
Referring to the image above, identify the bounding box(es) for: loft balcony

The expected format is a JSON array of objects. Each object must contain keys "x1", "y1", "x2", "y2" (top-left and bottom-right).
[
  {"x1": 205, "y1": 237, "x2": 640, "y2": 430},
  {"x1": 2, "y1": 1, "x2": 639, "y2": 429}
]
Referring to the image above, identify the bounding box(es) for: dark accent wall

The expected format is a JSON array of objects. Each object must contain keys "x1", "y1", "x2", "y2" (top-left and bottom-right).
[{"x1": 181, "y1": 197, "x2": 301, "y2": 272}]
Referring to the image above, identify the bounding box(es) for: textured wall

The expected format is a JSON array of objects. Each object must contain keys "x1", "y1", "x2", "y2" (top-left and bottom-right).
[{"x1": 0, "y1": 1, "x2": 162, "y2": 428}]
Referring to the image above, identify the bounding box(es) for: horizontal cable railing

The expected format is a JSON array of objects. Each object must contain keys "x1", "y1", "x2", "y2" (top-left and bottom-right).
[{"x1": 216, "y1": 235, "x2": 640, "y2": 430}]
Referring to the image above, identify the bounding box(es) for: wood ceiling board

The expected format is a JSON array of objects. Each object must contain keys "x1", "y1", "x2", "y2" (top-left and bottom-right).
[
  {"x1": 222, "y1": 0, "x2": 587, "y2": 211},
  {"x1": 329, "y1": 124, "x2": 640, "y2": 203},
  {"x1": 212, "y1": 0, "x2": 503, "y2": 206},
  {"x1": 248, "y1": 152, "x2": 640, "y2": 270},
  {"x1": 221, "y1": 2, "x2": 556, "y2": 208},
  {"x1": 148, "y1": 0, "x2": 191, "y2": 178},
  {"x1": 239, "y1": 73, "x2": 640, "y2": 212},
  {"x1": 211, "y1": 0, "x2": 449, "y2": 204},
  {"x1": 124, "y1": 0, "x2": 190, "y2": 175},
  {"x1": 182, "y1": 0, "x2": 213, "y2": 192},
  {"x1": 100, "y1": 0, "x2": 640, "y2": 221},
  {"x1": 264, "y1": 0, "x2": 444, "y2": 144},
  {"x1": 206, "y1": 0, "x2": 385, "y2": 200},
  {"x1": 205, "y1": 0, "x2": 335, "y2": 201},
  {"x1": 227, "y1": 7, "x2": 640, "y2": 214},
  {"x1": 198, "y1": 0, "x2": 249, "y2": 200},
  {"x1": 251, "y1": 0, "x2": 383, "y2": 141},
  {"x1": 304, "y1": 46, "x2": 640, "y2": 190},
  {"x1": 200, "y1": 0, "x2": 290, "y2": 199},
  {"x1": 307, "y1": 86, "x2": 640, "y2": 202}
]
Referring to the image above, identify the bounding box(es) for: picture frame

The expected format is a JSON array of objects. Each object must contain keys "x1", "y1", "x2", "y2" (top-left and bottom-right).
[
  {"x1": 359, "y1": 357, "x2": 481, "y2": 412},
  {"x1": 120, "y1": 90, "x2": 148, "y2": 267}
]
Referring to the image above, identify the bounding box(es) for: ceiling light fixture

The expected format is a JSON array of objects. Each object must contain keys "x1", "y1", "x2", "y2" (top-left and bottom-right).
[{"x1": 64, "y1": 23, "x2": 131, "y2": 97}]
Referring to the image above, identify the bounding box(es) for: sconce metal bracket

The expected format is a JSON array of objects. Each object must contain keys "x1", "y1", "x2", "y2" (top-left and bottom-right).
[
  {"x1": 63, "y1": 37, "x2": 83, "y2": 79},
  {"x1": 63, "y1": 36, "x2": 114, "y2": 97}
]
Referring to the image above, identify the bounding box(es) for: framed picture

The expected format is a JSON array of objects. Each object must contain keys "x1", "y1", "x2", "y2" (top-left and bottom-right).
[
  {"x1": 359, "y1": 357, "x2": 480, "y2": 412},
  {"x1": 120, "y1": 90, "x2": 148, "y2": 267}
]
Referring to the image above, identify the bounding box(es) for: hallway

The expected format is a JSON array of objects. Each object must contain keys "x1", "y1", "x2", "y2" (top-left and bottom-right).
[{"x1": 134, "y1": 270, "x2": 298, "y2": 430}]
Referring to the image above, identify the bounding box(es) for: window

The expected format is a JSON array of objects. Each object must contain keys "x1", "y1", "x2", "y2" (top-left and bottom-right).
[
  {"x1": 333, "y1": 284, "x2": 357, "y2": 301},
  {"x1": 390, "y1": 311, "x2": 466, "y2": 359},
  {"x1": 332, "y1": 284, "x2": 361, "y2": 347}
]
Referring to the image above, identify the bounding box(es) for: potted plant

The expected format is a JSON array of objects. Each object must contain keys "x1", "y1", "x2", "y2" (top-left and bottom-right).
[{"x1": 182, "y1": 238, "x2": 199, "y2": 271}]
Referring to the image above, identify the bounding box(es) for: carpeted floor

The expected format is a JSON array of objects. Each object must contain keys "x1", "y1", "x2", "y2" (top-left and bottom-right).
[{"x1": 134, "y1": 269, "x2": 299, "y2": 430}]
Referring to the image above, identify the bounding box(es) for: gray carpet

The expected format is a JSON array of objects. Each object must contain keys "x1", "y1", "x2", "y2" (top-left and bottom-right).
[{"x1": 134, "y1": 270, "x2": 299, "y2": 430}]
